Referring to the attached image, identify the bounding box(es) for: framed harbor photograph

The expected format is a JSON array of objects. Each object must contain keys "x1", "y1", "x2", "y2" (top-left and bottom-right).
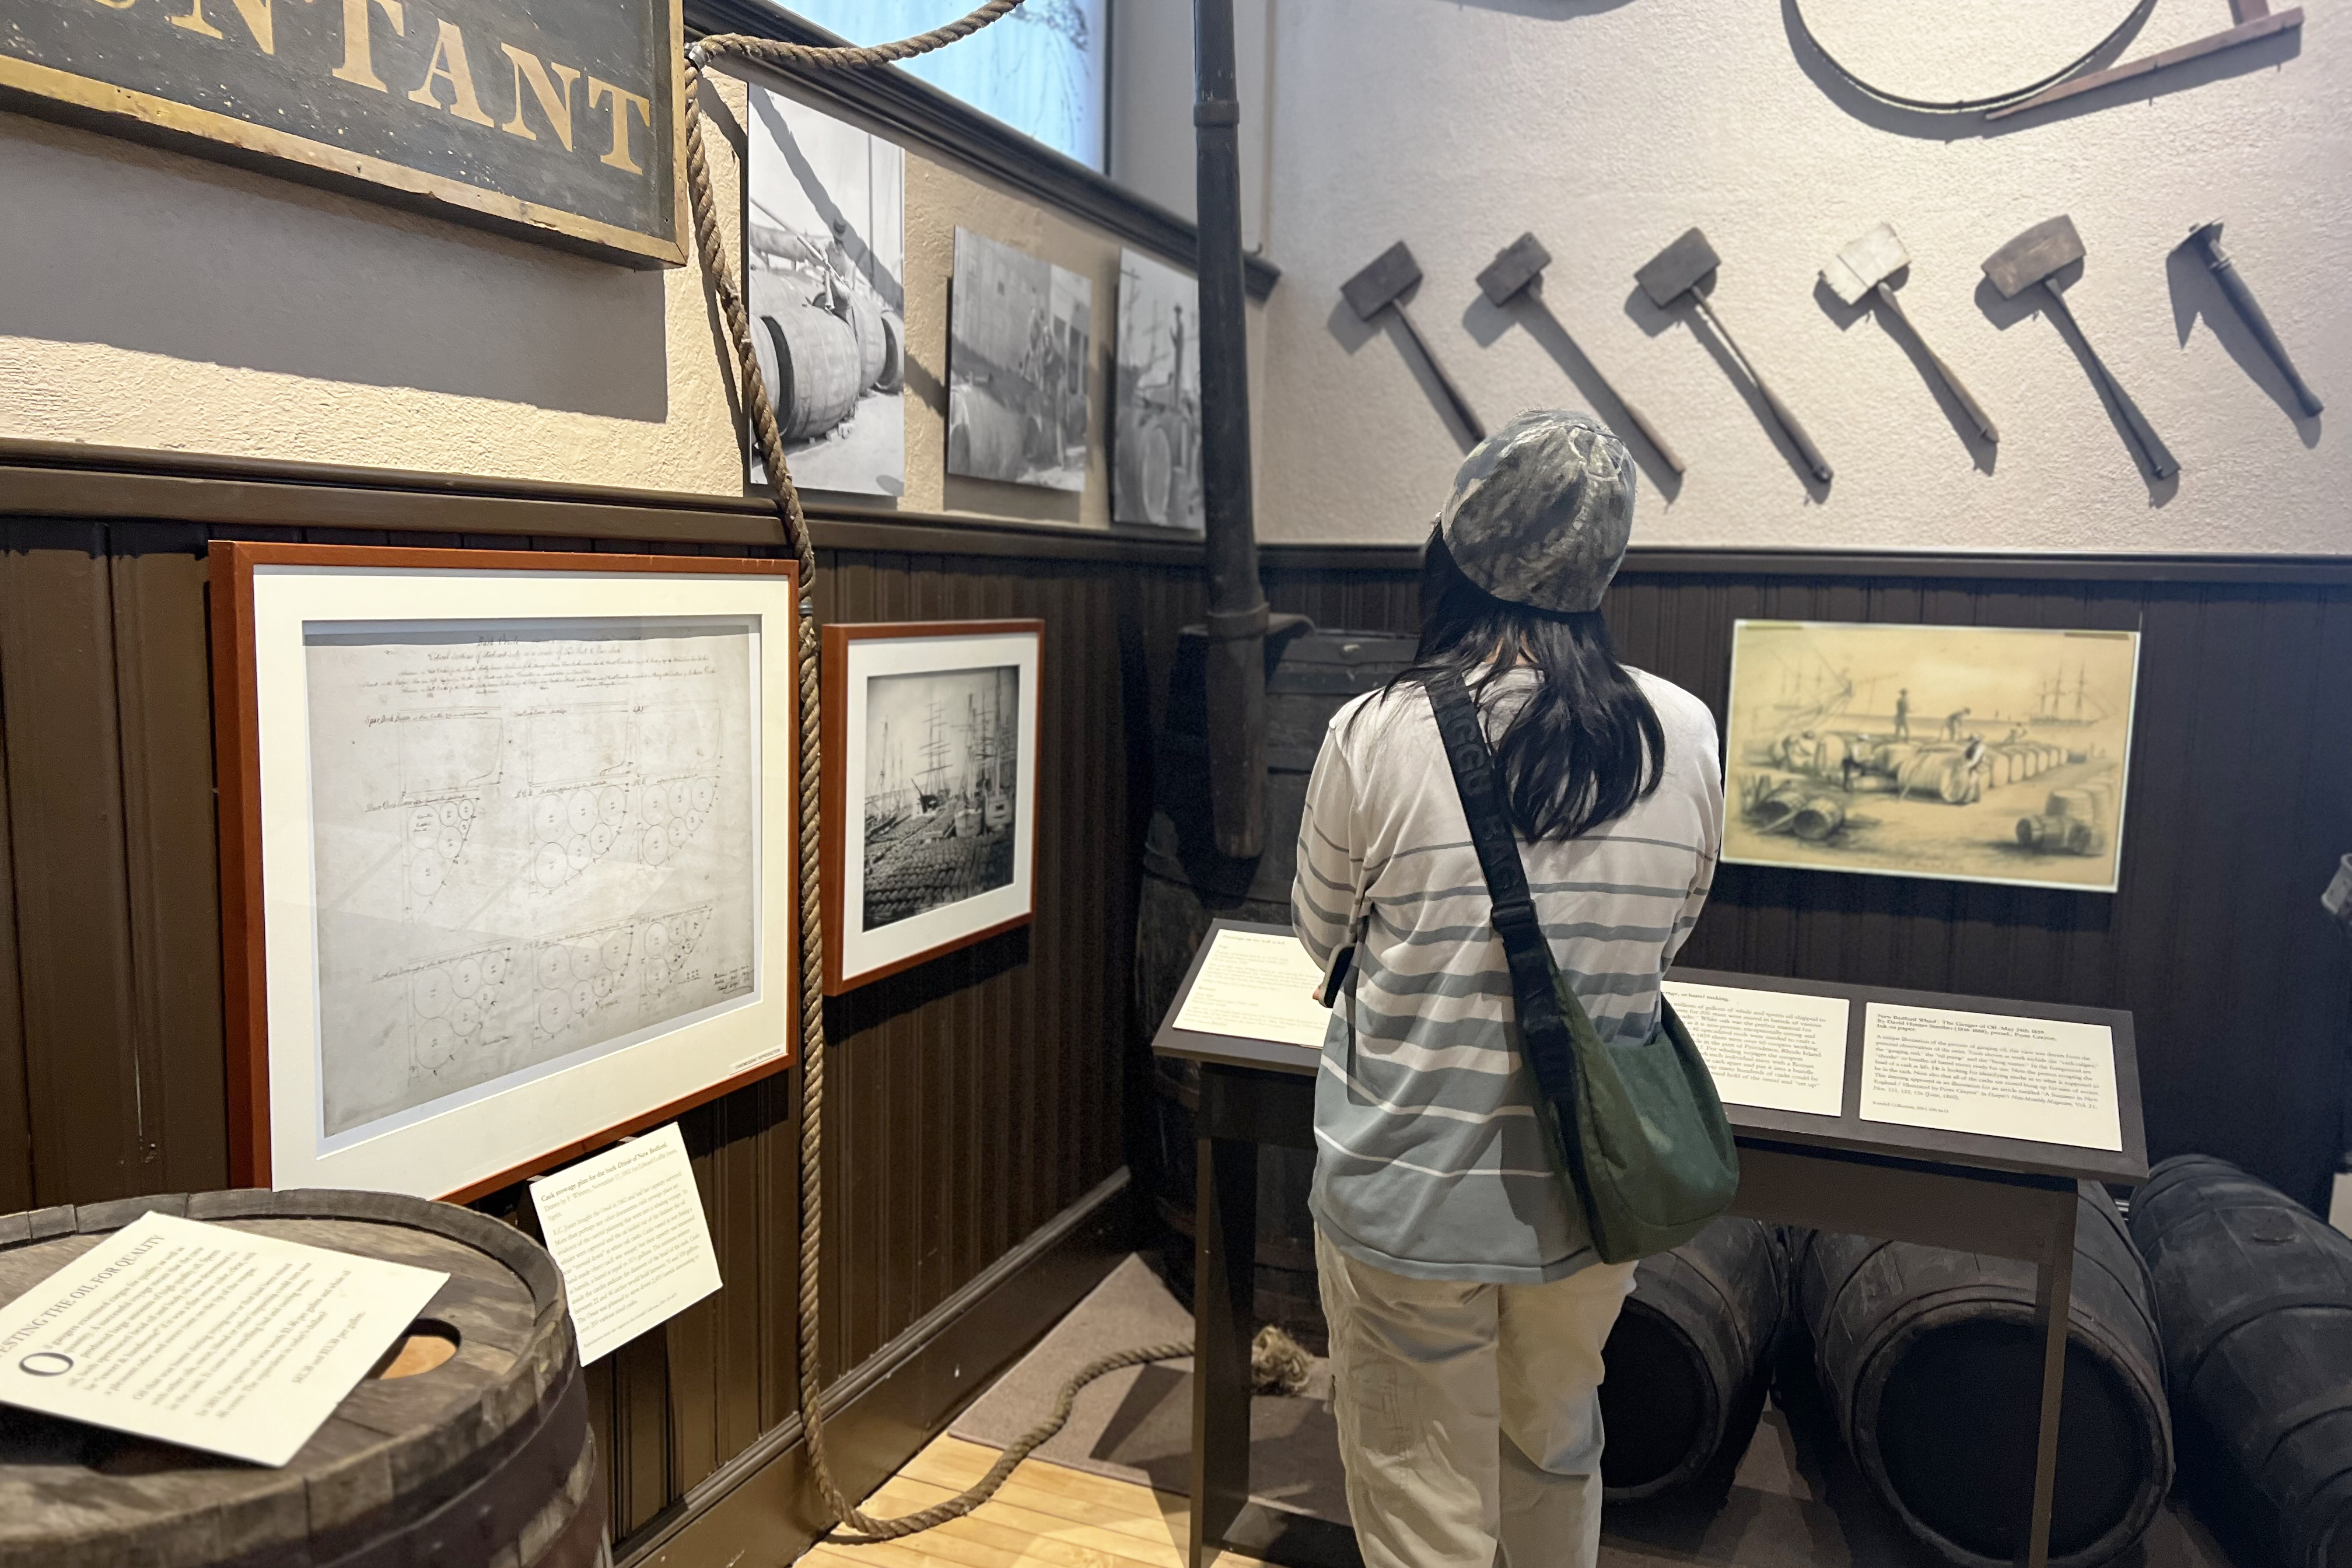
[
  {"x1": 947, "y1": 228, "x2": 1092, "y2": 491},
  {"x1": 743, "y1": 81, "x2": 907, "y2": 496},
  {"x1": 1723, "y1": 620, "x2": 2142, "y2": 892},
  {"x1": 821, "y1": 621, "x2": 1044, "y2": 991},
  {"x1": 210, "y1": 542, "x2": 800, "y2": 1201}
]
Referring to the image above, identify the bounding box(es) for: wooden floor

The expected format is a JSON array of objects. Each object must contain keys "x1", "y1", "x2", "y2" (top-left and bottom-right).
[{"x1": 804, "y1": 1436, "x2": 1269, "y2": 1568}]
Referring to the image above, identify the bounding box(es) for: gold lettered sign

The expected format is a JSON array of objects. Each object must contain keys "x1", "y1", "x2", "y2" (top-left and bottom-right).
[{"x1": 0, "y1": 0, "x2": 683, "y2": 266}]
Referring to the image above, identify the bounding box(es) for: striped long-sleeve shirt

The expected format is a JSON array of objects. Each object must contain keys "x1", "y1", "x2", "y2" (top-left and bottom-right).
[{"x1": 1293, "y1": 667, "x2": 1723, "y2": 1284}]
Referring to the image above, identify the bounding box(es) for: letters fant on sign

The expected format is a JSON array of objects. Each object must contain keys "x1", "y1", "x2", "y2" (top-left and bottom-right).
[{"x1": 0, "y1": 0, "x2": 684, "y2": 265}]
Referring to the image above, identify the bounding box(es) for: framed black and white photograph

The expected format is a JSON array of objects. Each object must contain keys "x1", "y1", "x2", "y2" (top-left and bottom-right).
[
  {"x1": 947, "y1": 227, "x2": 1091, "y2": 492},
  {"x1": 209, "y1": 543, "x2": 802, "y2": 1201},
  {"x1": 822, "y1": 621, "x2": 1043, "y2": 992},
  {"x1": 743, "y1": 82, "x2": 907, "y2": 497},
  {"x1": 1113, "y1": 247, "x2": 1203, "y2": 530}
]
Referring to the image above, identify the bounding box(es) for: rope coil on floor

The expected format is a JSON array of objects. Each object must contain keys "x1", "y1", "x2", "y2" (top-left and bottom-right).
[{"x1": 678, "y1": 1, "x2": 1196, "y2": 1544}]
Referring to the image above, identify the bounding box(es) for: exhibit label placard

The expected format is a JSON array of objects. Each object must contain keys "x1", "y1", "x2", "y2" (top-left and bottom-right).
[
  {"x1": 0, "y1": 0, "x2": 682, "y2": 265},
  {"x1": 1663, "y1": 979, "x2": 1849, "y2": 1116},
  {"x1": 0, "y1": 1213, "x2": 447, "y2": 1466},
  {"x1": 1860, "y1": 1002, "x2": 2122, "y2": 1151},
  {"x1": 1174, "y1": 929, "x2": 1334, "y2": 1049},
  {"x1": 530, "y1": 1122, "x2": 722, "y2": 1364}
]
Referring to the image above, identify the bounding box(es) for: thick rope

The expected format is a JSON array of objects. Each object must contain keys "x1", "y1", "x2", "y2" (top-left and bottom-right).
[{"x1": 678, "y1": 3, "x2": 1196, "y2": 1544}]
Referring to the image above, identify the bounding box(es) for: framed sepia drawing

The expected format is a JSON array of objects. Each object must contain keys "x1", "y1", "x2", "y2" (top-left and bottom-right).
[
  {"x1": 211, "y1": 542, "x2": 799, "y2": 1201},
  {"x1": 1723, "y1": 620, "x2": 2141, "y2": 892},
  {"x1": 821, "y1": 621, "x2": 1043, "y2": 992}
]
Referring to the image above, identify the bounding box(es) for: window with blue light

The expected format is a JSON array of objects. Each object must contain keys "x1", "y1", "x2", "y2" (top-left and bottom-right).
[{"x1": 786, "y1": 1, "x2": 1109, "y2": 172}]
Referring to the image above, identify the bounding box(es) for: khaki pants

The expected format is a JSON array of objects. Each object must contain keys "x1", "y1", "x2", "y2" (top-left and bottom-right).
[{"x1": 1315, "y1": 1228, "x2": 1637, "y2": 1568}]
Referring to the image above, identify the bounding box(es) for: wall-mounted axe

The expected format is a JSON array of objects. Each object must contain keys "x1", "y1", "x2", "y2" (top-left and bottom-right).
[
  {"x1": 1478, "y1": 232, "x2": 1685, "y2": 474},
  {"x1": 1343, "y1": 242, "x2": 1486, "y2": 442},
  {"x1": 1821, "y1": 222, "x2": 1999, "y2": 444},
  {"x1": 2184, "y1": 220, "x2": 2323, "y2": 416},
  {"x1": 1636, "y1": 227, "x2": 1832, "y2": 482},
  {"x1": 1982, "y1": 215, "x2": 2178, "y2": 479}
]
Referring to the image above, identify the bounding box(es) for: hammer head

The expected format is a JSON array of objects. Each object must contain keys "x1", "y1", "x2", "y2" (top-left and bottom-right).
[
  {"x1": 1822, "y1": 221, "x2": 1910, "y2": 306},
  {"x1": 1982, "y1": 215, "x2": 2084, "y2": 299},
  {"x1": 1478, "y1": 232, "x2": 1551, "y2": 306},
  {"x1": 1342, "y1": 241, "x2": 1423, "y2": 321},
  {"x1": 1636, "y1": 227, "x2": 1720, "y2": 309}
]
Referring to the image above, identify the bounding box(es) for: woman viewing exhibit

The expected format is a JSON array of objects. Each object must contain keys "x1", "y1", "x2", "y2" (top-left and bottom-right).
[{"x1": 1292, "y1": 410, "x2": 1727, "y2": 1568}]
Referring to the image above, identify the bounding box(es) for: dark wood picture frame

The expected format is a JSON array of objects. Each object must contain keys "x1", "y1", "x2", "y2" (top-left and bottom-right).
[
  {"x1": 210, "y1": 541, "x2": 797, "y2": 1200},
  {"x1": 820, "y1": 619, "x2": 1044, "y2": 993}
]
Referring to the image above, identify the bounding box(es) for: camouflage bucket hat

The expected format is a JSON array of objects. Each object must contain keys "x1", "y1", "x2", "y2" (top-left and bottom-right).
[{"x1": 1437, "y1": 410, "x2": 1636, "y2": 614}]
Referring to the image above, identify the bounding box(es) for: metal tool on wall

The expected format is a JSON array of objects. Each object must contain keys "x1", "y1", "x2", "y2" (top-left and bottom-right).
[
  {"x1": 1343, "y1": 241, "x2": 1487, "y2": 442},
  {"x1": 1821, "y1": 222, "x2": 2000, "y2": 445},
  {"x1": 1982, "y1": 216, "x2": 2178, "y2": 479},
  {"x1": 2183, "y1": 220, "x2": 2324, "y2": 416},
  {"x1": 1636, "y1": 227, "x2": 1833, "y2": 482},
  {"x1": 1479, "y1": 232, "x2": 1686, "y2": 474},
  {"x1": 1983, "y1": 0, "x2": 2304, "y2": 121}
]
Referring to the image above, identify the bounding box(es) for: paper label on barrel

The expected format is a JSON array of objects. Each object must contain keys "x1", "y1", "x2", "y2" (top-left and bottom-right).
[
  {"x1": 0, "y1": 1212, "x2": 449, "y2": 1466},
  {"x1": 1173, "y1": 930, "x2": 1334, "y2": 1049},
  {"x1": 1860, "y1": 1003, "x2": 2122, "y2": 1151},
  {"x1": 1663, "y1": 981, "x2": 1849, "y2": 1116}
]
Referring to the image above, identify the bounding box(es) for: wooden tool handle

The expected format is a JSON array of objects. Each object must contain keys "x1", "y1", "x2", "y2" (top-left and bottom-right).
[
  {"x1": 1879, "y1": 285, "x2": 2000, "y2": 444},
  {"x1": 2202, "y1": 247, "x2": 2325, "y2": 416},
  {"x1": 1614, "y1": 394, "x2": 1686, "y2": 475},
  {"x1": 1391, "y1": 303, "x2": 1487, "y2": 442},
  {"x1": 2045, "y1": 284, "x2": 2178, "y2": 480}
]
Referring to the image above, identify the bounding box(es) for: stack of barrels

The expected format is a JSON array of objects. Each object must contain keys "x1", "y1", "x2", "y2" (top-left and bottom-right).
[{"x1": 0, "y1": 1188, "x2": 599, "y2": 1568}]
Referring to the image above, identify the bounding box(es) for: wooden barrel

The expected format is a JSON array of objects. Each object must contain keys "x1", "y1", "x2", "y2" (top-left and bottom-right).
[
  {"x1": 2129, "y1": 1155, "x2": 2352, "y2": 1568},
  {"x1": 0, "y1": 1189, "x2": 598, "y2": 1568},
  {"x1": 746, "y1": 274, "x2": 863, "y2": 442},
  {"x1": 1600, "y1": 1216, "x2": 1787, "y2": 1503},
  {"x1": 1797, "y1": 1186, "x2": 2172, "y2": 1567},
  {"x1": 1139, "y1": 627, "x2": 1416, "y2": 1334}
]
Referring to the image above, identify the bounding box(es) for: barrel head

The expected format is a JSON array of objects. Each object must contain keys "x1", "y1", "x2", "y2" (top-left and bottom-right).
[
  {"x1": 1824, "y1": 220, "x2": 1909, "y2": 305},
  {"x1": 1982, "y1": 215, "x2": 2084, "y2": 298},
  {"x1": 1478, "y1": 232, "x2": 1551, "y2": 305},
  {"x1": 1342, "y1": 240, "x2": 1423, "y2": 320},
  {"x1": 1637, "y1": 227, "x2": 1720, "y2": 307}
]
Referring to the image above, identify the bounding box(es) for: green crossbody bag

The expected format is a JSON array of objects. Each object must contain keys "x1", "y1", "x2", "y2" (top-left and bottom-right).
[{"x1": 1423, "y1": 668, "x2": 1738, "y2": 1264}]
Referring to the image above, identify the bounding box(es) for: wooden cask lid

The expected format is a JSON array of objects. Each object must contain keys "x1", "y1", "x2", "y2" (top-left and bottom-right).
[{"x1": 0, "y1": 1189, "x2": 599, "y2": 1568}]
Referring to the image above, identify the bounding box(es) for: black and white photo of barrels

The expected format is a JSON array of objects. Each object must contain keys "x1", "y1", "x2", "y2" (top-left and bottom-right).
[
  {"x1": 947, "y1": 228, "x2": 1091, "y2": 492},
  {"x1": 743, "y1": 85, "x2": 906, "y2": 496},
  {"x1": 860, "y1": 665, "x2": 1021, "y2": 930},
  {"x1": 1113, "y1": 249, "x2": 1204, "y2": 530}
]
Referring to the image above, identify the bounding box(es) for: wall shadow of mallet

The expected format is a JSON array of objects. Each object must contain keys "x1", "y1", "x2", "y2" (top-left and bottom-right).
[
  {"x1": 1636, "y1": 228, "x2": 1833, "y2": 482},
  {"x1": 1822, "y1": 222, "x2": 2000, "y2": 445},
  {"x1": 1983, "y1": 215, "x2": 2177, "y2": 479},
  {"x1": 2184, "y1": 220, "x2": 2323, "y2": 416},
  {"x1": 1342, "y1": 242, "x2": 1486, "y2": 442},
  {"x1": 1478, "y1": 232, "x2": 1686, "y2": 474}
]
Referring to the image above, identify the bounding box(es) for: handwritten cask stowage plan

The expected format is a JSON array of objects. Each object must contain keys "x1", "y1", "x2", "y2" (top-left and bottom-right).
[{"x1": 0, "y1": 0, "x2": 682, "y2": 264}]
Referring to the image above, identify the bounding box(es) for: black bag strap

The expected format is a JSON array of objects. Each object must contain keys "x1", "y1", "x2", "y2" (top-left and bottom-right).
[{"x1": 1421, "y1": 670, "x2": 1582, "y2": 1112}]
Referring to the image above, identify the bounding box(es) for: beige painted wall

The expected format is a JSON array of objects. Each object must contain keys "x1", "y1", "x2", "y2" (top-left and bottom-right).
[
  {"x1": 0, "y1": 66, "x2": 1234, "y2": 531},
  {"x1": 1213, "y1": 0, "x2": 2346, "y2": 553}
]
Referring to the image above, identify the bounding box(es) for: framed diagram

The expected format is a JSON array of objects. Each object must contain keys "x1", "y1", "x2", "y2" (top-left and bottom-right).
[
  {"x1": 1723, "y1": 620, "x2": 2141, "y2": 892},
  {"x1": 211, "y1": 542, "x2": 799, "y2": 1200},
  {"x1": 821, "y1": 621, "x2": 1043, "y2": 992}
]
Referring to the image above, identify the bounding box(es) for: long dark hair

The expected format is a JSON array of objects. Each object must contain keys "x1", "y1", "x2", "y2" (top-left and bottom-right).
[{"x1": 1375, "y1": 531, "x2": 1664, "y2": 841}]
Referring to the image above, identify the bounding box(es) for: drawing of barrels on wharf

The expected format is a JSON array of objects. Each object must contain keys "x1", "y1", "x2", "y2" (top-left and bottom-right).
[
  {"x1": 743, "y1": 82, "x2": 907, "y2": 498},
  {"x1": 948, "y1": 226, "x2": 1092, "y2": 492}
]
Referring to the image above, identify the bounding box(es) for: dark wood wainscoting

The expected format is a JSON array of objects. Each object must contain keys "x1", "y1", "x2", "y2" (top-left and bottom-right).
[
  {"x1": 0, "y1": 513, "x2": 1210, "y2": 1560},
  {"x1": 1265, "y1": 548, "x2": 2352, "y2": 1212}
]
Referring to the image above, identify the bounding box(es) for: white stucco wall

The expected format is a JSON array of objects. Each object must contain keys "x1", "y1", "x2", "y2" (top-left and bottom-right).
[
  {"x1": 0, "y1": 68, "x2": 1219, "y2": 530},
  {"x1": 1230, "y1": 0, "x2": 2347, "y2": 552}
]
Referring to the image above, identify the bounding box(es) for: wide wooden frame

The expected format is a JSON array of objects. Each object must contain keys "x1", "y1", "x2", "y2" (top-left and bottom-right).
[
  {"x1": 820, "y1": 620, "x2": 1044, "y2": 993},
  {"x1": 210, "y1": 541, "x2": 797, "y2": 1201}
]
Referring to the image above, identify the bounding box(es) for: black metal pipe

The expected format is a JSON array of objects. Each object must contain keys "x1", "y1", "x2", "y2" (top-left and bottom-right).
[{"x1": 1193, "y1": 0, "x2": 1268, "y2": 859}]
